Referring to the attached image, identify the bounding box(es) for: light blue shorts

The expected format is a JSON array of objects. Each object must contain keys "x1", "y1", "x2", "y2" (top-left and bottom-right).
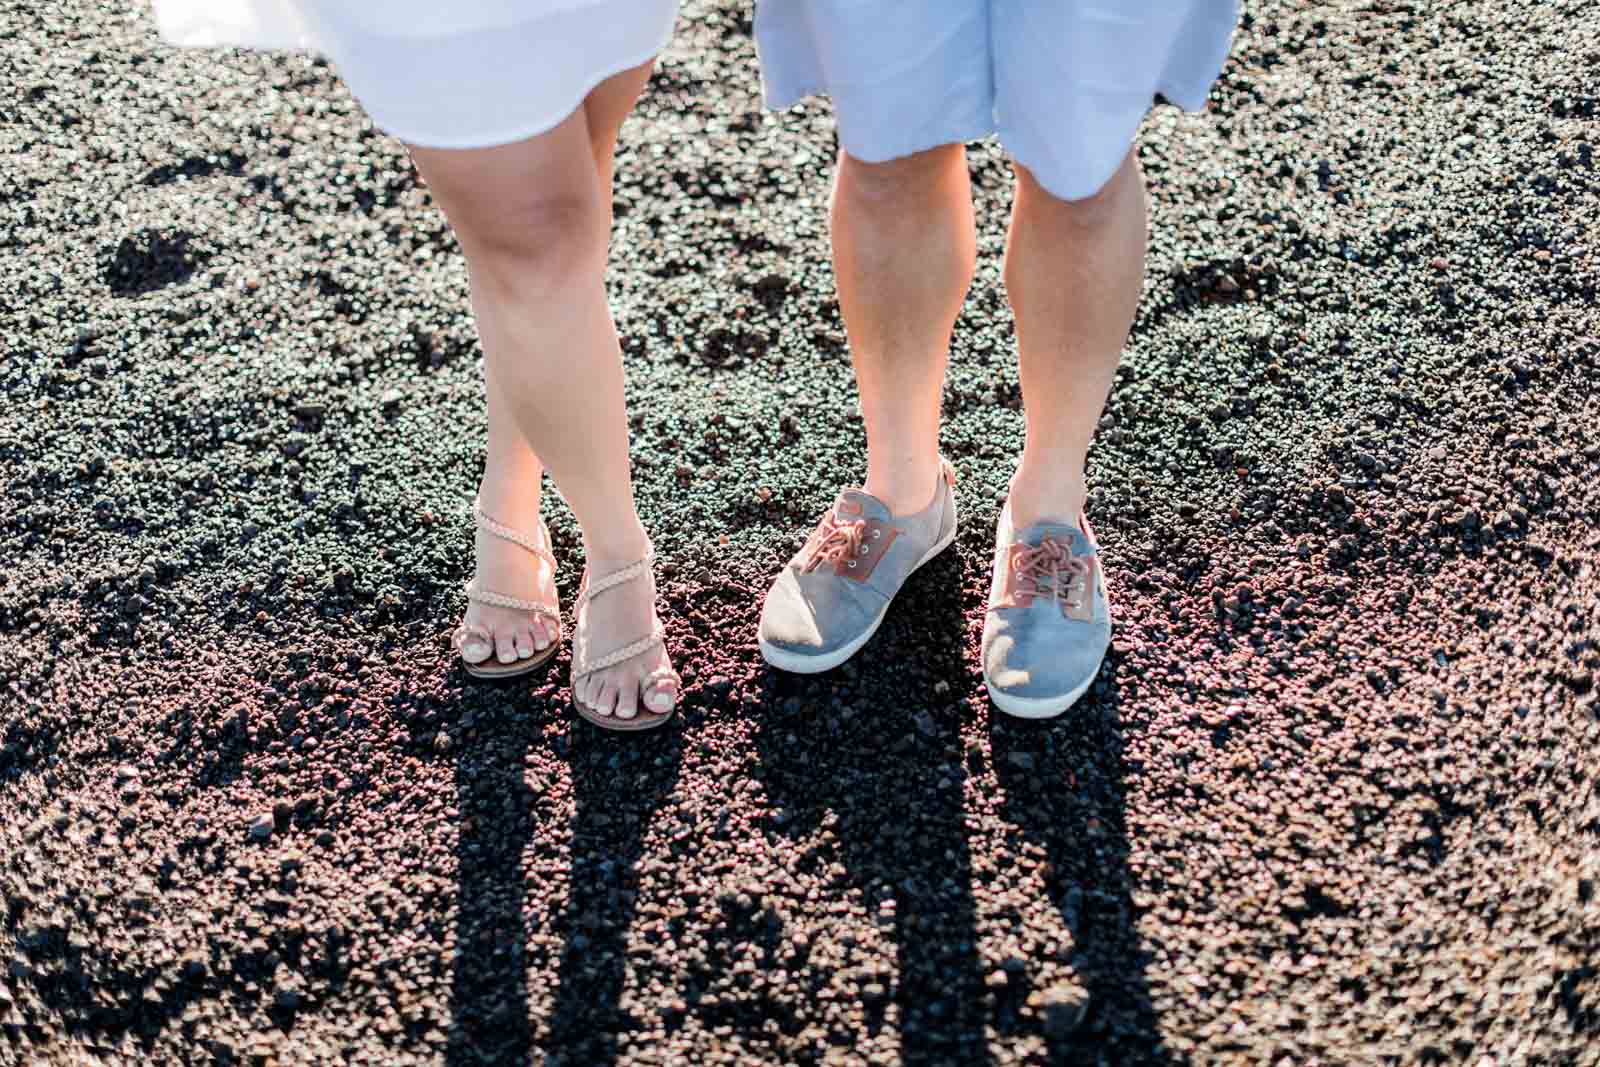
[{"x1": 755, "y1": 0, "x2": 1238, "y2": 201}]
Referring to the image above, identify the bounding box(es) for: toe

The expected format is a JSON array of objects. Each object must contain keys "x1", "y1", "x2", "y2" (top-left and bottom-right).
[
  {"x1": 643, "y1": 677, "x2": 676, "y2": 714},
  {"x1": 458, "y1": 629, "x2": 494, "y2": 665},
  {"x1": 494, "y1": 630, "x2": 518, "y2": 664},
  {"x1": 533, "y1": 617, "x2": 554, "y2": 651},
  {"x1": 593, "y1": 678, "x2": 620, "y2": 718},
  {"x1": 512, "y1": 627, "x2": 535, "y2": 661},
  {"x1": 614, "y1": 676, "x2": 639, "y2": 721}
]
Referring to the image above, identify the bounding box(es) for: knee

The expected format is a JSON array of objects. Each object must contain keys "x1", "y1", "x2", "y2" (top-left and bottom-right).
[
  {"x1": 460, "y1": 189, "x2": 608, "y2": 294},
  {"x1": 1014, "y1": 153, "x2": 1145, "y2": 232},
  {"x1": 838, "y1": 144, "x2": 966, "y2": 208}
]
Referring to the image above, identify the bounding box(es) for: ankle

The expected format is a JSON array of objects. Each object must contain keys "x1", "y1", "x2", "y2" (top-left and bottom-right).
[
  {"x1": 863, "y1": 453, "x2": 944, "y2": 517},
  {"x1": 581, "y1": 518, "x2": 652, "y2": 570},
  {"x1": 476, "y1": 471, "x2": 543, "y2": 528},
  {"x1": 1008, "y1": 463, "x2": 1087, "y2": 529}
]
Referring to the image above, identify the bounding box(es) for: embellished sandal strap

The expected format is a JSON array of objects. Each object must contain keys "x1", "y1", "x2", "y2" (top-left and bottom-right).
[
  {"x1": 465, "y1": 579, "x2": 561, "y2": 621},
  {"x1": 643, "y1": 664, "x2": 681, "y2": 694},
  {"x1": 576, "y1": 549, "x2": 655, "y2": 610},
  {"x1": 474, "y1": 505, "x2": 557, "y2": 573},
  {"x1": 573, "y1": 623, "x2": 665, "y2": 682}
]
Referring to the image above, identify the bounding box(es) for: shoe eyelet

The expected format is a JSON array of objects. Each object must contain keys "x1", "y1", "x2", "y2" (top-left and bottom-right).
[
  {"x1": 858, "y1": 545, "x2": 869, "y2": 555},
  {"x1": 872, "y1": 530, "x2": 881, "y2": 539},
  {"x1": 848, "y1": 560, "x2": 858, "y2": 569}
]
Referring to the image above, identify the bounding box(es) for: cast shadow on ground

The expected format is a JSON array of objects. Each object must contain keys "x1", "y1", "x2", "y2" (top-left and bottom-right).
[
  {"x1": 752, "y1": 549, "x2": 992, "y2": 1065},
  {"x1": 988, "y1": 670, "x2": 1174, "y2": 1064},
  {"x1": 753, "y1": 548, "x2": 1173, "y2": 1065},
  {"x1": 542, "y1": 719, "x2": 684, "y2": 1066},
  {"x1": 445, "y1": 690, "x2": 538, "y2": 1067},
  {"x1": 444, "y1": 682, "x2": 685, "y2": 1067}
]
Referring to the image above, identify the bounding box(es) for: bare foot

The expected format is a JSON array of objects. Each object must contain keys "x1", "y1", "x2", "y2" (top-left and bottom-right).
[
  {"x1": 455, "y1": 497, "x2": 560, "y2": 670},
  {"x1": 572, "y1": 548, "x2": 678, "y2": 722}
]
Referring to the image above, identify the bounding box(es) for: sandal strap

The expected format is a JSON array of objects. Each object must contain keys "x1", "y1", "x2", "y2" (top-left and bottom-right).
[
  {"x1": 465, "y1": 579, "x2": 561, "y2": 620},
  {"x1": 573, "y1": 622, "x2": 665, "y2": 681},
  {"x1": 474, "y1": 504, "x2": 557, "y2": 573},
  {"x1": 576, "y1": 548, "x2": 655, "y2": 609},
  {"x1": 643, "y1": 664, "x2": 681, "y2": 692}
]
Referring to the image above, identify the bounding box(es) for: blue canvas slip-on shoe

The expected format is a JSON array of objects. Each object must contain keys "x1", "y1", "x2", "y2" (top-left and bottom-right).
[
  {"x1": 982, "y1": 501, "x2": 1111, "y2": 718},
  {"x1": 759, "y1": 459, "x2": 958, "y2": 673}
]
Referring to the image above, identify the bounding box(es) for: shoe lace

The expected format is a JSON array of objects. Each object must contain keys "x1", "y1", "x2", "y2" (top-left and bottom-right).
[
  {"x1": 1012, "y1": 537, "x2": 1090, "y2": 604},
  {"x1": 804, "y1": 512, "x2": 870, "y2": 572}
]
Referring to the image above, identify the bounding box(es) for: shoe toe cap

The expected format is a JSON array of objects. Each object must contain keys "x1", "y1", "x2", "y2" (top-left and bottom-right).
[
  {"x1": 760, "y1": 568, "x2": 879, "y2": 657},
  {"x1": 984, "y1": 616, "x2": 1110, "y2": 701}
]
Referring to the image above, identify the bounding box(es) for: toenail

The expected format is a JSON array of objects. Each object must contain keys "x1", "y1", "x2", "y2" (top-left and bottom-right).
[
  {"x1": 535, "y1": 636, "x2": 550, "y2": 650},
  {"x1": 646, "y1": 693, "x2": 672, "y2": 712}
]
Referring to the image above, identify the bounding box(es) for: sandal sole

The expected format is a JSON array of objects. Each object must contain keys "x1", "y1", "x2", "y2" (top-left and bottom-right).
[
  {"x1": 574, "y1": 702, "x2": 675, "y2": 732},
  {"x1": 461, "y1": 642, "x2": 560, "y2": 680}
]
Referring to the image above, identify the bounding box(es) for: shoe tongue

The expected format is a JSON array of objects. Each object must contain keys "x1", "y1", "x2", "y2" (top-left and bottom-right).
[
  {"x1": 1018, "y1": 518, "x2": 1090, "y2": 554},
  {"x1": 833, "y1": 489, "x2": 891, "y2": 523}
]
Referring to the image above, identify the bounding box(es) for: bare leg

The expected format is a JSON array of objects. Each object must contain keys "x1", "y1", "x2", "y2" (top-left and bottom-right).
[
  {"x1": 412, "y1": 60, "x2": 674, "y2": 720},
  {"x1": 1004, "y1": 152, "x2": 1147, "y2": 528},
  {"x1": 831, "y1": 145, "x2": 976, "y2": 515},
  {"x1": 462, "y1": 61, "x2": 656, "y2": 666}
]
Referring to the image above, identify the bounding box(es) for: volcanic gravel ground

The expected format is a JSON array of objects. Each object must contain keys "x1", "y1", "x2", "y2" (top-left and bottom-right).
[{"x1": 3, "y1": 1, "x2": 1599, "y2": 1064}]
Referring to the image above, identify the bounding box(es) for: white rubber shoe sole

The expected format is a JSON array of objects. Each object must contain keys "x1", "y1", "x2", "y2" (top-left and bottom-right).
[
  {"x1": 758, "y1": 522, "x2": 959, "y2": 675},
  {"x1": 985, "y1": 665, "x2": 1101, "y2": 719}
]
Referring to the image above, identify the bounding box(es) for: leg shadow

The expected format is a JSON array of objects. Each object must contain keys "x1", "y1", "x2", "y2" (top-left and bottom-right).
[
  {"x1": 988, "y1": 670, "x2": 1173, "y2": 1064},
  {"x1": 542, "y1": 716, "x2": 685, "y2": 1067},
  {"x1": 447, "y1": 691, "x2": 539, "y2": 1067},
  {"x1": 754, "y1": 549, "x2": 992, "y2": 1066}
]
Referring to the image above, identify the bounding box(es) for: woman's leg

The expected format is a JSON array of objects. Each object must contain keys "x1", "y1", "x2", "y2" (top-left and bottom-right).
[
  {"x1": 411, "y1": 60, "x2": 674, "y2": 720},
  {"x1": 831, "y1": 145, "x2": 977, "y2": 515},
  {"x1": 1003, "y1": 151, "x2": 1147, "y2": 528},
  {"x1": 460, "y1": 59, "x2": 657, "y2": 667}
]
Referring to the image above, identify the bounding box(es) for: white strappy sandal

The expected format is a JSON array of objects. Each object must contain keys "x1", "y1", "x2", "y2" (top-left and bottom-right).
[
  {"x1": 570, "y1": 547, "x2": 680, "y2": 731},
  {"x1": 451, "y1": 503, "x2": 563, "y2": 679}
]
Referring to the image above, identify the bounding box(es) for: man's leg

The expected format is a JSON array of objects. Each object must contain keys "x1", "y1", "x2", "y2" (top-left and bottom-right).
[
  {"x1": 831, "y1": 145, "x2": 977, "y2": 515},
  {"x1": 1003, "y1": 150, "x2": 1147, "y2": 528}
]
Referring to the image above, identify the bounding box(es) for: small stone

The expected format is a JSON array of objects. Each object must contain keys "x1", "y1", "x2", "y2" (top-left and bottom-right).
[
  {"x1": 249, "y1": 814, "x2": 273, "y2": 841},
  {"x1": 274, "y1": 988, "x2": 302, "y2": 1011},
  {"x1": 434, "y1": 732, "x2": 453, "y2": 754},
  {"x1": 115, "y1": 764, "x2": 140, "y2": 783},
  {"x1": 1038, "y1": 985, "x2": 1091, "y2": 1038},
  {"x1": 379, "y1": 388, "x2": 403, "y2": 409},
  {"x1": 1007, "y1": 751, "x2": 1036, "y2": 771},
  {"x1": 1214, "y1": 273, "x2": 1241, "y2": 294}
]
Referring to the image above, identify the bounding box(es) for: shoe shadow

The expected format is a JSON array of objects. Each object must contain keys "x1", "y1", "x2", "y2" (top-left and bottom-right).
[
  {"x1": 541, "y1": 715, "x2": 685, "y2": 1067},
  {"x1": 752, "y1": 549, "x2": 993, "y2": 1066},
  {"x1": 987, "y1": 670, "x2": 1175, "y2": 1063}
]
